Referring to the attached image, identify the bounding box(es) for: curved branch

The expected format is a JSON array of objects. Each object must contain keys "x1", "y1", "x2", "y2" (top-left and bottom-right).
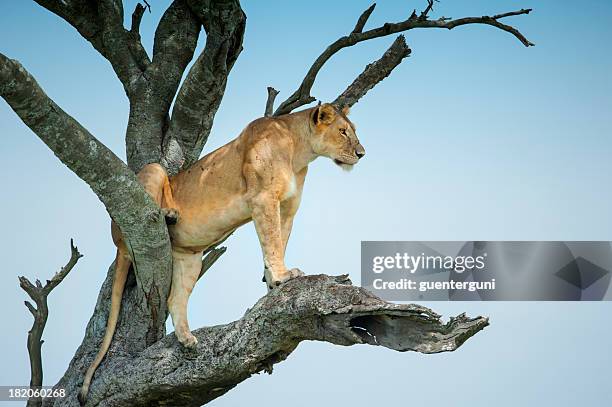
[
  {"x1": 33, "y1": 0, "x2": 155, "y2": 171},
  {"x1": 151, "y1": 1, "x2": 200, "y2": 103},
  {"x1": 33, "y1": 0, "x2": 150, "y2": 98},
  {"x1": 124, "y1": 0, "x2": 202, "y2": 172},
  {"x1": 274, "y1": 3, "x2": 533, "y2": 115},
  {"x1": 161, "y1": 0, "x2": 247, "y2": 174},
  {"x1": 80, "y1": 274, "x2": 488, "y2": 406},
  {"x1": 1, "y1": 53, "x2": 173, "y2": 342}
]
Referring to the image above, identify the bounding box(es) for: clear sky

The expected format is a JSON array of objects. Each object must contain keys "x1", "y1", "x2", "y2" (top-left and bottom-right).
[{"x1": 1, "y1": 0, "x2": 612, "y2": 406}]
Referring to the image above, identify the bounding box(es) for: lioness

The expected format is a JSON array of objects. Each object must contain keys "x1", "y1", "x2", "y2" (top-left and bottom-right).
[{"x1": 79, "y1": 103, "x2": 364, "y2": 402}]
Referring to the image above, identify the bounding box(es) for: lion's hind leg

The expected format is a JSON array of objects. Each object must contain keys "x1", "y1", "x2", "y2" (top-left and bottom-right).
[
  {"x1": 161, "y1": 173, "x2": 179, "y2": 225},
  {"x1": 167, "y1": 249, "x2": 202, "y2": 348},
  {"x1": 137, "y1": 163, "x2": 180, "y2": 224}
]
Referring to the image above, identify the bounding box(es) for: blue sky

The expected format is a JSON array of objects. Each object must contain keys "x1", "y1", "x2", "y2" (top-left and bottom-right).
[{"x1": 1, "y1": 1, "x2": 612, "y2": 406}]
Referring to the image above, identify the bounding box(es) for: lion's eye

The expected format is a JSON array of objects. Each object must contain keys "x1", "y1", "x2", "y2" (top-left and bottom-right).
[{"x1": 339, "y1": 128, "x2": 347, "y2": 136}]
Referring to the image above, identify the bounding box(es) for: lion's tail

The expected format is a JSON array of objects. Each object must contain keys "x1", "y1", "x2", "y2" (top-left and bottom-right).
[{"x1": 78, "y1": 250, "x2": 130, "y2": 405}]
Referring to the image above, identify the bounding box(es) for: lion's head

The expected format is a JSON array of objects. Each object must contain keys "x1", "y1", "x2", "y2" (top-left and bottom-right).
[{"x1": 310, "y1": 103, "x2": 365, "y2": 170}]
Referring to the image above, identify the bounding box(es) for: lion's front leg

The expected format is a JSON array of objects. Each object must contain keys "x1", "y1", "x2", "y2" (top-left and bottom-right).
[
  {"x1": 280, "y1": 166, "x2": 307, "y2": 255},
  {"x1": 267, "y1": 168, "x2": 308, "y2": 288},
  {"x1": 266, "y1": 200, "x2": 305, "y2": 290},
  {"x1": 251, "y1": 192, "x2": 300, "y2": 289}
]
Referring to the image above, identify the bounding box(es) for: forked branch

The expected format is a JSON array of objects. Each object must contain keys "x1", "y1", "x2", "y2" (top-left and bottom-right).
[
  {"x1": 19, "y1": 240, "x2": 82, "y2": 407},
  {"x1": 0, "y1": 53, "x2": 173, "y2": 336},
  {"x1": 33, "y1": 0, "x2": 151, "y2": 98},
  {"x1": 274, "y1": 2, "x2": 533, "y2": 115},
  {"x1": 162, "y1": 0, "x2": 247, "y2": 173}
]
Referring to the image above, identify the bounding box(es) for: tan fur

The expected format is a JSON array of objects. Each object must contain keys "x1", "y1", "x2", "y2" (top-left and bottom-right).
[{"x1": 79, "y1": 104, "x2": 364, "y2": 402}]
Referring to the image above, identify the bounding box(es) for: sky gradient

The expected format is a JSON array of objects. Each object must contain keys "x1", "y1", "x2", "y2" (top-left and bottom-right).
[{"x1": 1, "y1": 1, "x2": 612, "y2": 406}]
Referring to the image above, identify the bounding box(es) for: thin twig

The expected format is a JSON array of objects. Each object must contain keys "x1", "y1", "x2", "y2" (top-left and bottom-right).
[
  {"x1": 18, "y1": 239, "x2": 82, "y2": 407},
  {"x1": 419, "y1": 0, "x2": 437, "y2": 20},
  {"x1": 198, "y1": 246, "x2": 227, "y2": 280},
  {"x1": 198, "y1": 231, "x2": 234, "y2": 280}
]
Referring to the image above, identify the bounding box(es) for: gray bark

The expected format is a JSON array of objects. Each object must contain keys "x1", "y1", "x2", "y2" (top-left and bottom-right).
[
  {"x1": 50, "y1": 275, "x2": 488, "y2": 407},
  {"x1": 333, "y1": 35, "x2": 411, "y2": 110},
  {"x1": 162, "y1": 0, "x2": 246, "y2": 173},
  {"x1": 0, "y1": 1, "x2": 533, "y2": 406},
  {"x1": 126, "y1": 0, "x2": 201, "y2": 172}
]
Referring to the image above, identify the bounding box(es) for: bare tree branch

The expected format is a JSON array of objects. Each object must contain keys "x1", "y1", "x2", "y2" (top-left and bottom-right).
[
  {"x1": 33, "y1": 0, "x2": 150, "y2": 98},
  {"x1": 125, "y1": 0, "x2": 201, "y2": 172},
  {"x1": 130, "y1": 3, "x2": 146, "y2": 34},
  {"x1": 151, "y1": 2, "x2": 201, "y2": 102},
  {"x1": 32, "y1": 0, "x2": 161, "y2": 171},
  {"x1": 199, "y1": 246, "x2": 227, "y2": 280},
  {"x1": 440, "y1": 11, "x2": 534, "y2": 46},
  {"x1": 31, "y1": 1, "x2": 245, "y2": 174},
  {"x1": 76, "y1": 275, "x2": 488, "y2": 406},
  {"x1": 352, "y1": 3, "x2": 376, "y2": 34},
  {"x1": 161, "y1": 0, "x2": 247, "y2": 173},
  {"x1": 334, "y1": 35, "x2": 411, "y2": 109},
  {"x1": 19, "y1": 240, "x2": 82, "y2": 407},
  {"x1": 0, "y1": 53, "x2": 173, "y2": 345},
  {"x1": 274, "y1": 3, "x2": 533, "y2": 116},
  {"x1": 264, "y1": 86, "x2": 280, "y2": 117},
  {"x1": 31, "y1": 0, "x2": 175, "y2": 172},
  {"x1": 419, "y1": 0, "x2": 437, "y2": 20}
]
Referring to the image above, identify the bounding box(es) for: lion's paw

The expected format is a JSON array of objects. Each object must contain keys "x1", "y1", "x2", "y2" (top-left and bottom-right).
[
  {"x1": 264, "y1": 267, "x2": 305, "y2": 291},
  {"x1": 177, "y1": 331, "x2": 198, "y2": 349},
  {"x1": 288, "y1": 268, "x2": 305, "y2": 278}
]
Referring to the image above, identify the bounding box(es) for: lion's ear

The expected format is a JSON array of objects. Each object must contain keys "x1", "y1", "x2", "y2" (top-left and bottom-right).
[
  {"x1": 315, "y1": 103, "x2": 336, "y2": 125},
  {"x1": 341, "y1": 105, "x2": 350, "y2": 116}
]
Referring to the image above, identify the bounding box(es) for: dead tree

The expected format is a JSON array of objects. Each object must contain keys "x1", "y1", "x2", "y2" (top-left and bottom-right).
[
  {"x1": 19, "y1": 240, "x2": 83, "y2": 407},
  {"x1": 0, "y1": 1, "x2": 532, "y2": 406}
]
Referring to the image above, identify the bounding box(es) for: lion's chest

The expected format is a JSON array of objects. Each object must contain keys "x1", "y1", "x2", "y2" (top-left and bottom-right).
[{"x1": 281, "y1": 175, "x2": 298, "y2": 200}]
